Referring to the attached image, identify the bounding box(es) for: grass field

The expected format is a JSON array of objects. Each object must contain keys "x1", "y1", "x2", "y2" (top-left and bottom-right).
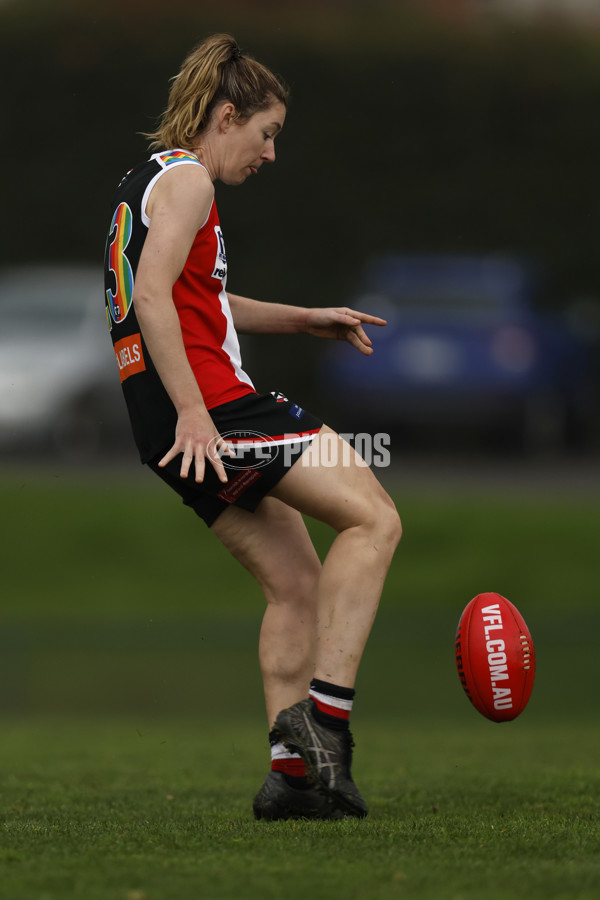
[{"x1": 0, "y1": 463, "x2": 599, "y2": 899}]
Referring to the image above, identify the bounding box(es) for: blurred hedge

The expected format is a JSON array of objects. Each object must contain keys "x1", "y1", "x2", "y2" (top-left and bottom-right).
[{"x1": 3, "y1": 1, "x2": 600, "y2": 395}]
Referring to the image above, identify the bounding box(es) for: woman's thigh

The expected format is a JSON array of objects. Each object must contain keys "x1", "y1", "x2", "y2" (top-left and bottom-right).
[
  {"x1": 268, "y1": 425, "x2": 399, "y2": 533},
  {"x1": 210, "y1": 495, "x2": 321, "y2": 595}
]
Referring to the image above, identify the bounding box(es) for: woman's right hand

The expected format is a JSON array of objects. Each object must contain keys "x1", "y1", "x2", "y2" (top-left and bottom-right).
[{"x1": 158, "y1": 406, "x2": 232, "y2": 483}]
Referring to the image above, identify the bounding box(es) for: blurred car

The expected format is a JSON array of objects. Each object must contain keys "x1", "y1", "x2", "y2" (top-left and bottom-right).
[
  {"x1": 0, "y1": 265, "x2": 132, "y2": 459},
  {"x1": 321, "y1": 255, "x2": 598, "y2": 450}
]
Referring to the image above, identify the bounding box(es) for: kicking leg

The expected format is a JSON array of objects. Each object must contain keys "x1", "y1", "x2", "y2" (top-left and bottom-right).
[
  {"x1": 268, "y1": 425, "x2": 402, "y2": 817},
  {"x1": 268, "y1": 425, "x2": 402, "y2": 688}
]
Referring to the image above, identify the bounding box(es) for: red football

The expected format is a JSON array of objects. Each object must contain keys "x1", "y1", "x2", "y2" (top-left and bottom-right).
[{"x1": 455, "y1": 592, "x2": 535, "y2": 722}]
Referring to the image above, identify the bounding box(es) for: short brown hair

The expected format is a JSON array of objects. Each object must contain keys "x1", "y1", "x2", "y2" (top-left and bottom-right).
[{"x1": 145, "y1": 34, "x2": 289, "y2": 151}]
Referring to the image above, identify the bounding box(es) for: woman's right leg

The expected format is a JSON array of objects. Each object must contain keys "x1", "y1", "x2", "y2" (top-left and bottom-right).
[{"x1": 268, "y1": 426, "x2": 402, "y2": 689}]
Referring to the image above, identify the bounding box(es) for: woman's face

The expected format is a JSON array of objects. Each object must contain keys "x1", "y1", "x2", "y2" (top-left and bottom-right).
[{"x1": 218, "y1": 100, "x2": 286, "y2": 185}]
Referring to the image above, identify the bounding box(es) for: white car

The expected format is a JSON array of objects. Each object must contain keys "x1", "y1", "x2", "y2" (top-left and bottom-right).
[{"x1": 0, "y1": 265, "x2": 132, "y2": 459}]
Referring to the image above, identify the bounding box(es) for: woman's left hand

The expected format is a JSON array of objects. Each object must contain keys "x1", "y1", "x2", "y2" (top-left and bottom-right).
[{"x1": 304, "y1": 307, "x2": 387, "y2": 355}]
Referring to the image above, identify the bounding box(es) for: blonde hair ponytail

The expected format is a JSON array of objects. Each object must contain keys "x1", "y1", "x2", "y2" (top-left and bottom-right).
[{"x1": 145, "y1": 34, "x2": 288, "y2": 151}]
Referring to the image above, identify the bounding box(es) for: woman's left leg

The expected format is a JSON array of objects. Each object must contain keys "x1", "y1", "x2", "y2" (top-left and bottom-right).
[{"x1": 211, "y1": 495, "x2": 322, "y2": 726}]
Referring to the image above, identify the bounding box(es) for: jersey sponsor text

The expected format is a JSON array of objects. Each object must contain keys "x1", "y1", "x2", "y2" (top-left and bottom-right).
[{"x1": 114, "y1": 333, "x2": 146, "y2": 383}]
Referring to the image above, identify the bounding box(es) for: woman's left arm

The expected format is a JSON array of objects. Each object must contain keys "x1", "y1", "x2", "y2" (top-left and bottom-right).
[{"x1": 228, "y1": 292, "x2": 386, "y2": 356}]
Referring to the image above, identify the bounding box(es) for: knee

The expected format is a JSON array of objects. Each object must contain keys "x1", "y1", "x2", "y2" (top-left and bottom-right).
[
  {"x1": 383, "y1": 500, "x2": 403, "y2": 548},
  {"x1": 368, "y1": 491, "x2": 403, "y2": 550}
]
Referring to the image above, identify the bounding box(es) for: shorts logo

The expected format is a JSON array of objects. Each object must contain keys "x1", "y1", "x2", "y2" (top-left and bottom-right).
[
  {"x1": 289, "y1": 403, "x2": 305, "y2": 420},
  {"x1": 114, "y1": 332, "x2": 146, "y2": 382}
]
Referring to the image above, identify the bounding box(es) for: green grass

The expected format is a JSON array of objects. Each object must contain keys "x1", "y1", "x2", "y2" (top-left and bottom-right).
[
  {"x1": 0, "y1": 466, "x2": 599, "y2": 899},
  {"x1": 1, "y1": 718, "x2": 599, "y2": 900}
]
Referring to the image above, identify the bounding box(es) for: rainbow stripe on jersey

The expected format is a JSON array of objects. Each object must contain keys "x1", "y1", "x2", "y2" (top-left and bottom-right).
[{"x1": 158, "y1": 150, "x2": 201, "y2": 167}]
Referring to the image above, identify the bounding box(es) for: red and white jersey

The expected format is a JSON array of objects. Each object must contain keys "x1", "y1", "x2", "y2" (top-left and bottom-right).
[
  {"x1": 104, "y1": 149, "x2": 256, "y2": 461},
  {"x1": 166, "y1": 182, "x2": 255, "y2": 410}
]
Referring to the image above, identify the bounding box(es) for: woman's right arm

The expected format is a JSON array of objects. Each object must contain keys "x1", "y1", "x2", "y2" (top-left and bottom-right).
[{"x1": 133, "y1": 166, "x2": 229, "y2": 483}]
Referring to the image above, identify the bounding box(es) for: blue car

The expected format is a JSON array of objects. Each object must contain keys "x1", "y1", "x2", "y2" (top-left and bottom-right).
[{"x1": 321, "y1": 255, "x2": 597, "y2": 450}]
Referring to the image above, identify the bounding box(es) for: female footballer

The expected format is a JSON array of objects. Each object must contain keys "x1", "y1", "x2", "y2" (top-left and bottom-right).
[{"x1": 104, "y1": 33, "x2": 402, "y2": 820}]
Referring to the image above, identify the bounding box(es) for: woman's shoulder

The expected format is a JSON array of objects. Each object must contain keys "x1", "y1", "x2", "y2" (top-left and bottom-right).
[
  {"x1": 145, "y1": 151, "x2": 214, "y2": 224},
  {"x1": 150, "y1": 149, "x2": 213, "y2": 193}
]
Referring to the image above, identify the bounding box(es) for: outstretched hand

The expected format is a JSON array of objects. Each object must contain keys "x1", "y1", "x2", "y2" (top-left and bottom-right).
[{"x1": 304, "y1": 307, "x2": 387, "y2": 355}]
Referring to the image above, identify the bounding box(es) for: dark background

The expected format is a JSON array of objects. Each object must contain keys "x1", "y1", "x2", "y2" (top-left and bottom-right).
[{"x1": 3, "y1": 0, "x2": 600, "y2": 413}]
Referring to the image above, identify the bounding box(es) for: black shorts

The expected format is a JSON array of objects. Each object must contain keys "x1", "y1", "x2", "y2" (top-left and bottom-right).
[{"x1": 147, "y1": 391, "x2": 323, "y2": 527}]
